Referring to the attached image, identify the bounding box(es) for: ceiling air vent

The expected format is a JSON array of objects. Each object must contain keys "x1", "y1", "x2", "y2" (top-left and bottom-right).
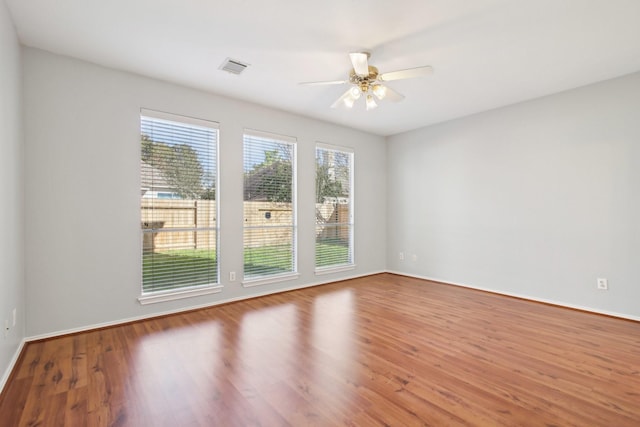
[{"x1": 219, "y1": 58, "x2": 249, "y2": 75}]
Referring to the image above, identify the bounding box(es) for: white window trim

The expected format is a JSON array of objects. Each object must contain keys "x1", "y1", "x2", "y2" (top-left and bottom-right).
[
  {"x1": 316, "y1": 141, "x2": 354, "y2": 154},
  {"x1": 244, "y1": 128, "x2": 297, "y2": 144},
  {"x1": 139, "y1": 108, "x2": 221, "y2": 299},
  {"x1": 315, "y1": 264, "x2": 357, "y2": 275},
  {"x1": 138, "y1": 284, "x2": 223, "y2": 305},
  {"x1": 241, "y1": 272, "x2": 300, "y2": 288},
  {"x1": 242, "y1": 129, "x2": 298, "y2": 283},
  {"x1": 141, "y1": 108, "x2": 220, "y2": 130},
  {"x1": 314, "y1": 142, "x2": 355, "y2": 270}
]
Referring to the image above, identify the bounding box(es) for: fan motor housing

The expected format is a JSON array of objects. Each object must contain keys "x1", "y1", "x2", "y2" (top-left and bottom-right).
[
  {"x1": 349, "y1": 66, "x2": 379, "y2": 83},
  {"x1": 349, "y1": 66, "x2": 379, "y2": 92}
]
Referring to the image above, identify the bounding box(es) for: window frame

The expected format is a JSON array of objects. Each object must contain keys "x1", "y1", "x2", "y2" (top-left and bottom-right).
[
  {"x1": 314, "y1": 142, "x2": 355, "y2": 274},
  {"x1": 138, "y1": 109, "x2": 222, "y2": 304},
  {"x1": 242, "y1": 129, "x2": 298, "y2": 287}
]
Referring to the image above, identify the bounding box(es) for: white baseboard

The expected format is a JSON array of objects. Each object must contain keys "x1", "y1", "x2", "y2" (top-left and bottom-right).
[
  {"x1": 26, "y1": 270, "x2": 387, "y2": 342},
  {"x1": 386, "y1": 270, "x2": 640, "y2": 323},
  {"x1": 6, "y1": 269, "x2": 638, "y2": 395},
  {"x1": 21, "y1": 268, "x2": 639, "y2": 347},
  {"x1": 0, "y1": 338, "x2": 26, "y2": 396}
]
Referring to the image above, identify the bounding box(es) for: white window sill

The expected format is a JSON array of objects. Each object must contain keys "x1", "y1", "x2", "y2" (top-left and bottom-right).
[
  {"x1": 138, "y1": 284, "x2": 223, "y2": 305},
  {"x1": 242, "y1": 272, "x2": 299, "y2": 288},
  {"x1": 315, "y1": 264, "x2": 356, "y2": 275}
]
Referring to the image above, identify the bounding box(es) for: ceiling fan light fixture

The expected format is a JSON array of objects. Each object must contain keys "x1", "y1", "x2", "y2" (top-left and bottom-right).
[
  {"x1": 301, "y1": 52, "x2": 432, "y2": 111},
  {"x1": 365, "y1": 94, "x2": 378, "y2": 111},
  {"x1": 372, "y1": 84, "x2": 387, "y2": 100},
  {"x1": 343, "y1": 96, "x2": 356, "y2": 108}
]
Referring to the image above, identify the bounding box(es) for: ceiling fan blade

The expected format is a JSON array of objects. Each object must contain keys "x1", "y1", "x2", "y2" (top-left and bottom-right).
[
  {"x1": 379, "y1": 65, "x2": 433, "y2": 82},
  {"x1": 330, "y1": 89, "x2": 355, "y2": 109},
  {"x1": 382, "y1": 86, "x2": 405, "y2": 102},
  {"x1": 349, "y1": 52, "x2": 370, "y2": 77},
  {"x1": 299, "y1": 80, "x2": 347, "y2": 86}
]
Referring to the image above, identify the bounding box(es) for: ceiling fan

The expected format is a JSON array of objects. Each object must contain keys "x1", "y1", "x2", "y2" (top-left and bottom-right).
[{"x1": 300, "y1": 52, "x2": 433, "y2": 111}]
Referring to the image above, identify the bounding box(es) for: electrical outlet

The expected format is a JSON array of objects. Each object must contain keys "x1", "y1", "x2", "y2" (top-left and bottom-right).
[
  {"x1": 597, "y1": 278, "x2": 608, "y2": 290},
  {"x1": 229, "y1": 271, "x2": 236, "y2": 281},
  {"x1": 12, "y1": 308, "x2": 16, "y2": 327},
  {"x1": 411, "y1": 254, "x2": 418, "y2": 262},
  {"x1": 399, "y1": 252, "x2": 404, "y2": 261}
]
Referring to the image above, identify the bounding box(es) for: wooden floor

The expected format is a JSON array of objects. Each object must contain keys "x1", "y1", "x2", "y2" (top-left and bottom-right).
[{"x1": 1, "y1": 274, "x2": 639, "y2": 426}]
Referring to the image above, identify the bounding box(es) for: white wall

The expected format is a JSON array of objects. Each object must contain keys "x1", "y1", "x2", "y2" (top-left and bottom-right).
[
  {"x1": 0, "y1": 1, "x2": 25, "y2": 387},
  {"x1": 23, "y1": 47, "x2": 387, "y2": 337},
  {"x1": 387, "y1": 72, "x2": 640, "y2": 319}
]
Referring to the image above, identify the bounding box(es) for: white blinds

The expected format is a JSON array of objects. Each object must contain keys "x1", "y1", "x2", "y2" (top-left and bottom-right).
[
  {"x1": 243, "y1": 130, "x2": 297, "y2": 280},
  {"x1": 140, "y1": 110, "x2": 218, "y2": 293},
  {"x1": 315, "y1": 144, "x2": 354, "y2": 269}
]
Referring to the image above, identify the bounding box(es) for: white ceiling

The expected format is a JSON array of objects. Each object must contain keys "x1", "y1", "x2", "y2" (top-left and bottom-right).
[{"x1": 6, "y1": 0, "x2": 640, "y2": 136}]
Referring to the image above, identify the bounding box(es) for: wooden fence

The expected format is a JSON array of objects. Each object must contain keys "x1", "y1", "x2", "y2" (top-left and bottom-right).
[
  {"x1": 141, "y1": 199, "x2": 349, "y2": 251},
  {"x1": 141, "y1": 199, "x2": 216, "y2": 251},
  {"x1": 243, "y1": 201, "x2": 293, "y2": 248}
]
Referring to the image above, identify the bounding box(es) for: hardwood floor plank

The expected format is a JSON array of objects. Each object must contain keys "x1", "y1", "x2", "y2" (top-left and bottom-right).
[
  {"x1": 15, "y1": 341, "x2": 43, "y2": 380},
  {"x1": 41, "y1": 391, "x2": 67, "y2": 427},
  {"x1": 0, "y1": 377, "x2": 33, "y2": 427},
  {"x1": 1, "y1": 273, "x2": 639, "y2": 426},
  {"x1": 64, "y1": 387, "x2": 88, "y2": 427}
]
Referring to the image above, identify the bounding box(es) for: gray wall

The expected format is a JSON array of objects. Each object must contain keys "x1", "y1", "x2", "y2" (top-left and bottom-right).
[
  {"x1": 23, "y1": 47, "x2": 387, "y2": 337},
  {"x1": 387, "y1": 72, "x2": 640, "y2": 319},
  {"x1": 0, "y1": 1, "x2": 25, "y2": 387}
]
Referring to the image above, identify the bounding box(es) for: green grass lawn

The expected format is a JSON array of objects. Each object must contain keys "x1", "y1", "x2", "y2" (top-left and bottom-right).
[
  {"x1": 315, "y1": 241, "x2": 350, "y2": 267},
  {"x1": 142, "y1": 249, "x2": 217, "y2": 293},
  {"x1": 143, "y1": 242, "x2": 350, "y2": 292},
  {"x1": 243, "y1": 245, "x2": 293, "y2": 278}
]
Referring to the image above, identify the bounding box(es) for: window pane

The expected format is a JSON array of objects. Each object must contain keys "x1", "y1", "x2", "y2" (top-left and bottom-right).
[
  {"x1": 141, "y1": 112, "x2": 218, "y2": 293},
  {"x1": 315, "y1": 224, "x2": 351, "y2": 267},
  {"x1": 243, "y1": 132, "x2": 296, "y2": 281},
  {"x1": 315, "y1": 146, "x2": 353, "y2": 269}
]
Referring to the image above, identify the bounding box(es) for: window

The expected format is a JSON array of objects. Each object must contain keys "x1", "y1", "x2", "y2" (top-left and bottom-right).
[
  {"x1": 140, "y1": 110, "x2": 219, "y2": 301},
  {"x1": 243, "y1": 130, "x2": 297, "y2": 284},
  {"x1": 315, "y1": 144, "x2": 354, "y2": 271}
]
